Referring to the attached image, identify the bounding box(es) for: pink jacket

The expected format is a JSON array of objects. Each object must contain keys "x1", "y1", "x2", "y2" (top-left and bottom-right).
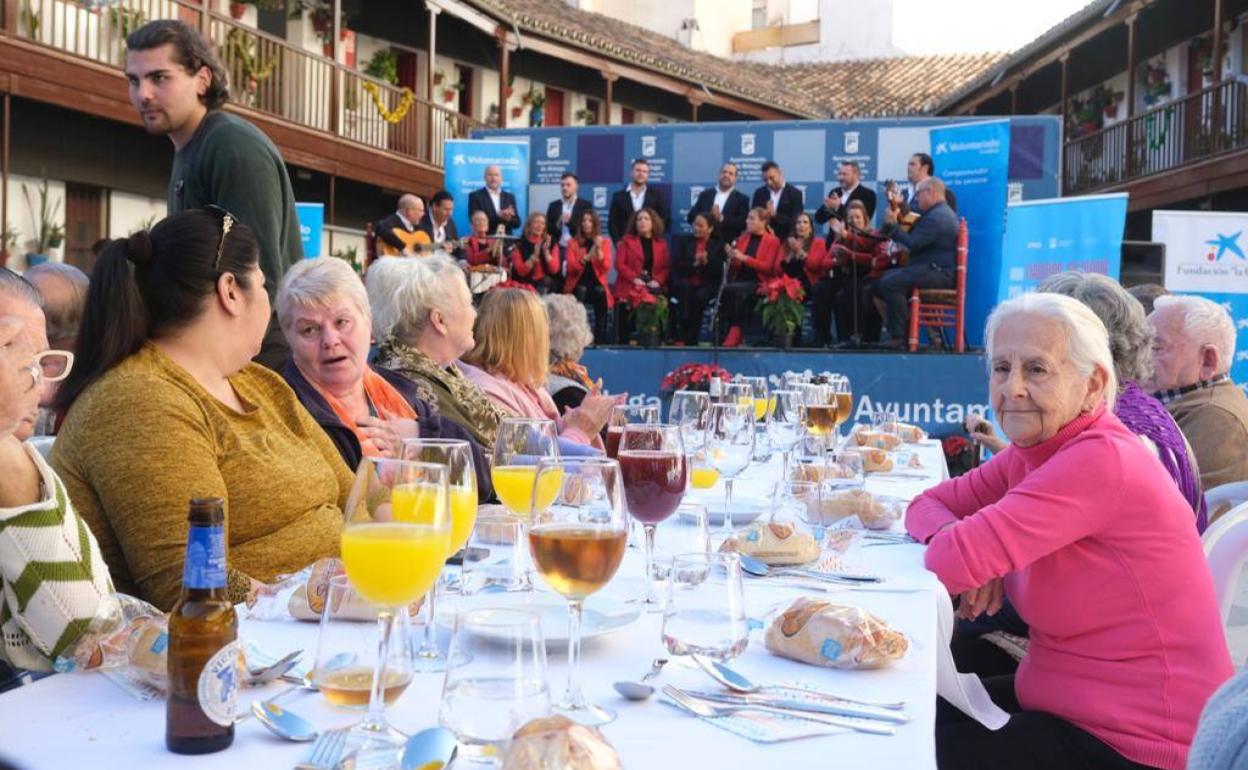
[
  {"x1": 907, "y1": 406, "x2": 1231, "y2": 770},
  {"x1": 457, "y1": 361, "x2": 592, "y2": 446}
]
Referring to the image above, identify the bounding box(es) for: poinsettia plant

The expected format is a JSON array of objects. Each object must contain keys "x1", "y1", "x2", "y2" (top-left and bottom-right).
[
  {"x1": 491, "y1": 280, "x2": 537, "y2": 293},
  {"x1": 756, "y1": 276, "x2": 806, "y2": 335},
  {"x1": 629, "y1": 288, "x2": 669, "y2": 337},
  {"x1": 660, "y1": 363, "x2": 732, "y2": 397}
]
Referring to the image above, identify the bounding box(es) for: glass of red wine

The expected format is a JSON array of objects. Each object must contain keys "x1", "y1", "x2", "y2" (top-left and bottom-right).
[
  {"x1": 619, "y1": 424, "x2": 687, "y2": 607},
  {"x1": 606, "y1": 404, "x2": 659, "y2": 460}
]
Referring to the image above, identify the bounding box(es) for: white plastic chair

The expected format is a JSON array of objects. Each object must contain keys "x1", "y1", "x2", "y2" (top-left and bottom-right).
[
  {"x1": 1203, "y1": 500, "x2": 1248, "y2": 625},
  {"x1": 1207, "y1": 481, "x2": 1248, "y2": 523}
]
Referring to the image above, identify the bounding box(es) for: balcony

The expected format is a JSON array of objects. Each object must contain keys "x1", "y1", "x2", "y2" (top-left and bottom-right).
[
  {"x1": 1064, "y1": 78, "x2": 1248, "y2": 199},
  {"x1": 0, "y1": 0, "x2": 487, "y2": 175}
]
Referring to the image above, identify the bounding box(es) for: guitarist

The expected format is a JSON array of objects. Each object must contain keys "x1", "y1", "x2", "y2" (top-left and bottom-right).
[
  {"x1": 374, "y1": 194, "x2": 432, "y2": 256},
  {"x1": 420, "y1": 190, "x2": 464, "y2": 259}
]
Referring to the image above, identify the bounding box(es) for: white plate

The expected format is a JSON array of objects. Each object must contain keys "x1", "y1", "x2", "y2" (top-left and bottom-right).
[
  {"x1": 436, "y1": 593, "x2": 640, "y2": 647},
  {"x1": 684, "y1": 496, "x2": 768, "y2": 527}
]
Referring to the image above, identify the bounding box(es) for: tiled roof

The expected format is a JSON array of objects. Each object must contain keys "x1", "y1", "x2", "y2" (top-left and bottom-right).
[{"x1": 462, "y1": 0, "x2": 1008, "y2": 119}]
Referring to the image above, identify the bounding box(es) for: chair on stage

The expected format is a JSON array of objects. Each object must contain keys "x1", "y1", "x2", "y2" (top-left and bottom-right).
[{"x1": 907, "y1": 217, "x2": 968, "y2": 353}]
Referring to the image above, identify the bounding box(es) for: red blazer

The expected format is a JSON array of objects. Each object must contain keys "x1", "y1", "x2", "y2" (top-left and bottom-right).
[
  {"x1": 613, "y1": 235, "x2": 671, "y2": 304},
  {"x1": 830, "y1": 229, "x2": 891, "y2": 279},
  {"x1": 798, "y1": 239, "x2": 832, "y2": 286},
  {"x1": 564, "y1": 237, "x2": 614, "y2": 308},
  {"x1": 509, "y1": 236, "x2": 561, "y2": 282},
  {"x1": 464, "y1": 236, "x2": 501, "y2": 267},
  {"x1": 729, "y1": 231, "x2": 781, "y2": 282}
]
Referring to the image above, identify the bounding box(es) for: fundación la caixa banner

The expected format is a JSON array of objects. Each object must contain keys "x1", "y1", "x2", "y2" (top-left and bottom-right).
[
  {"x1": 444, "y1": 139, "x2": 531, "y2": 238},
  {"x1": 1153, "y1": 210, "x2": 1248, "y2": 390}
]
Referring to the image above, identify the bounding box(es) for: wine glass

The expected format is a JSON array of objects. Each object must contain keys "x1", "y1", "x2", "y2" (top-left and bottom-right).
[
  {"x1": 313, "y1": 575, "x2": 413, "y2": 709},
  {"x1": 783, "y1": 371, "x2": 811, "y2": 389},
  {"x1": 605, "y1": 403, "x2": 659, "y2": 459},
  {"x1": 798, "y1": 382, "x2": 838, "y2": 456},
  {"x1": 720, "y1": 381, "x2": 752, "y2": 407},
  {"x1": 400, "y1": 438, "x2": 478, "y2": 673},
  {"x1": 491, "y1": 417, "x2": 560, "y2": 589},
  {"x1": 829, "y1": 374, "x2": 854, "y2": 444},
  {"x1": 528, "y1": 457, "x2": 628, "y2": 725},
  {"x1": 706, "y1": 402, "x2": 755, "y2": 536},
  {"x1": 339, "y1": 457, "x2": 450, "y2": 762},
  {"x1": 767, "y1": 389, "x2": 805, "y2": 480},
  {"x1": 619, "y1": 424, "x2": 687, "y2": 607},
  {"x1": 669, "y1": 389, "x2": 711, "y2": 458},
  {"x1": 736, "y1": 375, "x2": 771, "y2": 422}
]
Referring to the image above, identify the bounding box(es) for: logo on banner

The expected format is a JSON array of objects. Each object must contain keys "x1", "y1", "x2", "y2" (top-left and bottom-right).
[
  {"x1": 593, "y1": 187, "x2": 608, "y2": 208},
  {"x1": 741, "y1": 133, "x2": 756, "y2": 155},
  {"x1": 452, "y1": 154, "x2": 466, "y2": 166},
  {"x1": 844, "y1": 132, "x2": 859, "y2": 154},
  {"x1": 1205, "y1": 231, "x2": 1245, "y2": 261},
  {"x1": 641, "y1": 136, "x2": 657, "y2": 157},
  {"x1": 690, "y1": 186, "x2": 704, "y2": 205},
  {"x1": 934, "y1": 142, "x2": 949, "y2": 155},
  {"x1": 546, "y1": 137, "x2": 561, "y2": 159}
]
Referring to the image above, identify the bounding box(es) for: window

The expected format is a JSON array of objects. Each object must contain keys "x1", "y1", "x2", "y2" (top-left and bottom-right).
[{"x1": 751, "y1": 0, "x2": 767, "y2": 30}]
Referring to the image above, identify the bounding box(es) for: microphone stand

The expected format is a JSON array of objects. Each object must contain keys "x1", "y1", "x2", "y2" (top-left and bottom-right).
[
  {"x1": 836, "y1": 222, "x2": 890, "y2": 350},
  {"x1": 710, "y1": 243, "x2": 731, "y2": 368}
]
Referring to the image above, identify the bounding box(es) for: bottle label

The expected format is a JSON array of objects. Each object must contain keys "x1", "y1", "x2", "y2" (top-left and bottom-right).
[
  {"x1": 183, "y1": 524, "x2": 227, "y2": 589},
  {"x1": 196, "y1": 640, "x2": 242, "y2": 727}
]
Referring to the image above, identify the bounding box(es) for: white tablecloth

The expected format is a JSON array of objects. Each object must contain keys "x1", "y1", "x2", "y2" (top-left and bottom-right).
[{"x1": 0, "y1": 441, "x2": 952, "y2": 770}]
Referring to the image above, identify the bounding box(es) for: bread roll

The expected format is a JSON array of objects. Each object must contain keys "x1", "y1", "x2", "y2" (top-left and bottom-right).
[
  {"x1": 853, "y1": 430, "x2": 902, "y2": 451},
  {"x1": 764, "y1": 597, "x2": 908, "y2": 669},
  {"x1": 719, "y1": 521, "x2": 820, "y2": 565},
  {"x1": 859, "y1": 447, "x2": 893, "y2": 473},
  {"x1": 500, "y1": 715, "x2": 622, "y2": 770}
]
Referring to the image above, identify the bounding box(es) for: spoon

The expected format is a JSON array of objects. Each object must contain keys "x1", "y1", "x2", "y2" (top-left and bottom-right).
[
  {"x1": 248, "y1": 699, "x2": 320, "y2": 742},
  {"x1": 691, "y1": 654, "x2": 906, "y2": 711},
  {"x1": 244, "y1": 649, "x2": 304, "y2": 687},
  {"x1": 612, "y1": 657, "x2": 670, "y2": 701},
  {"x1": 400, "y1": 726, "x2": 459, "y2": 770},
  {"x1": 737, "y1": 554, "x2": 881, "y2": 584}
]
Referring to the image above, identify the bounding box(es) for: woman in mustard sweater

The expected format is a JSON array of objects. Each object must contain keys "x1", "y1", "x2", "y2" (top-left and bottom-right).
[{"x1": 51, "y1": 208, "x2": 353, "y2": 611}]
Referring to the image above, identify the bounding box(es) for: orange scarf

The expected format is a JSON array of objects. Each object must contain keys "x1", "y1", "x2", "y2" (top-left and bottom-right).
[{"x1": 316, "y1": 367, "x2": 417, "y2": 457}]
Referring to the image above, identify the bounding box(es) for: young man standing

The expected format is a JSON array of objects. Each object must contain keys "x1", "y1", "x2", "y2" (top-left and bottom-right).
[{"x1": 124, "y1": 20, "x2": 302, "y2": 368}]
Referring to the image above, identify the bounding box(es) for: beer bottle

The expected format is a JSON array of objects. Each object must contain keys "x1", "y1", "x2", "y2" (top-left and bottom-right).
[{"x1": 166, "y1": 497, "x2": 238, "y2": 754}]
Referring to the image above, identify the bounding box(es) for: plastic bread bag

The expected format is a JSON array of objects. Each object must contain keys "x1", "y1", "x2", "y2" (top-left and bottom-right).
[
  {"x1": 718, "y1": 521, "x2": 820, "y2": 566},
  {"x1": 764, "y1": 597, "x2": 908, "y2": 670},
  {"x1": 53, "y1": 592, "x2": 169, "y2": 694},
  {"x1": 245, "y1": 557, "x2": 377, "y2": 622},
  {"x1": 809, "y1": 489, "x2": 904, "y2": 531},
  {"x1": 500, "y1": 715, "x2": 622, "y2": 770}
]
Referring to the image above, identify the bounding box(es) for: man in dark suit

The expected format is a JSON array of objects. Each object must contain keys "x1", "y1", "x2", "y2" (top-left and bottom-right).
[
  {"x1": 688, "y1": 161, "x2": 750, "y2": 245},
  {"x1": 467, "y1": 164, "x2": 521, "y2": 235},
  {"x1": 608, "y1": 158, "x2": 669, "y2": 243},
  {"x1": 545, "y1": 172, "x2": 594, "y2": 249},
  {"x1": 903, "y1": 152, "x2": 957, "y2": 212},
  {"x1": 751, "y1": 160, "x2": 804, "y2": 240},
  {"x1": 419, "y1": 189, "x2": 463, "y2": 258},
  {"x1": 815, "y1": 161, "x2": 877, "y2": 244}
]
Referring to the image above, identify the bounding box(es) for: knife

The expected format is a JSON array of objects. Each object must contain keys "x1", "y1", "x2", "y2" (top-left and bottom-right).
[{"x1": 684, "y1": 689, "x2": 910, "y2": 724}]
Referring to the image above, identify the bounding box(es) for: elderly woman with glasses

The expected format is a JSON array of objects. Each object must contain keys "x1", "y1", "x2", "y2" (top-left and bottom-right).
[
  {"x1": 275, "y1": 256, "x2": 491, "y2": 495},
  {"x1": 909, "y1": 293, "x2": 1231, "y2": 770}
]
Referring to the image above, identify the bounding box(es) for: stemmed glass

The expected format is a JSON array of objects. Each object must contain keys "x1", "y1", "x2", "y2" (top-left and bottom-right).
[
  {"x1": 400, "y1": 438, "x2": 478, "y2": 673},
  {"x1": 767, "y1": 389, "x2": 805, "y2": 480},
  {"x1": 669, "y1": 389, "x2": 710, "y2": 483},
  {"x1": 605, "y1": 403, "x2": 659, "y2": 459},
  {"x1": 491, "y1": 417, "x2": 561, "y2": 589},
  {"x1": 339, "y1": 457, "x2": 451, "y2": 762},
  {"x1": 720, "y1": 381, "x2": 752, "y2": 406},
  {"x1": 829, "y1": 374, "x2": 854, "y2": 445},
  {"x1": 798, "y1": 382, "x2": 838, "y2": 456},
  {"x1": 619, "y1": 424, "x2": 687, "y2": 606},
  {"x1": 528, "y1": 457, "x2": 628, "y2": 725},
  {"x1": 736, "y1": 375, "x2": 771, "y2": 422},
  {"x1": 706, "y1": 402, "x2": 755, "y2": 535}
]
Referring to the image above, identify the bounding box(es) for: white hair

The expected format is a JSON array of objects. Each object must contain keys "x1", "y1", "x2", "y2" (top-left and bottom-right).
[
  {"x1": 371, "y1": 255, "x2": 470, "y2": 344},
  {"x1": 276, "y1": 256, "x2": 370, "y2": 332},
  {"x1": 1037, "y1": 271, "x2": 1153, "y2": 385},
  {"x1": 1151, "y1": 294, "x2": 1237, "y2": 375},
  {"x1": 542, "y1": 293, "x2": 593, "y2": 363},
  {"x1": 985, "y1": 292, "x2": 1119, "y2": 411}
]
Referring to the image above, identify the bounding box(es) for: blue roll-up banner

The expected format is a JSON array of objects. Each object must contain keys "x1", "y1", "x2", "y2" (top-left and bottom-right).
[
  {"x1": 1000, "y1": 194, "x2": 1128, "y2": 299},
  {"x1": 580, "y1": 348, "x2": 989, "y2": 438},
  {"x1": 929, "y1": 120, "x2": 1011, "y2": 347},
  {"x1": 444, "y1": 139, "x2": 530, "y2": 238},
  {"x1": 295, "y1": 202, "x2": 324, "y2": 258}
]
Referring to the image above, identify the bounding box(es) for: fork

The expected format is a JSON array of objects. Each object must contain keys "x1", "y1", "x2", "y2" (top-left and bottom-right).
[
  {"x1": 663, "y1": 686, "x2": 896, "y2": 736},
  {"x1": 296, "y1": 728, "x2": 349, "y2": 770}
]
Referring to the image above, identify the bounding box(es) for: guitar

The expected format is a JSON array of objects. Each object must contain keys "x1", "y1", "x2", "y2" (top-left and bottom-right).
[{"x1": 377, "y1": 227, "x2": 432, "y2": 256}]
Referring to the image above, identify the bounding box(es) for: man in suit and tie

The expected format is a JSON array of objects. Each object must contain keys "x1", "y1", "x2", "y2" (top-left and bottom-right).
[
  {"x1": 815, "y1": 161, "x2": 877, "y2": 242},
  {"x1": 609, "y1": 158, "x2": 669, "y2": 243},
  {"x1": 467, "y1": 164, "x2": 521, "y2": 235},
  {"x1": 545, "y1": 172, "x2": 594, "y2": 249},
  {"x1": 688, "y1": 162, "x2": 750, "y2": 245},
  {"x1": 419, "y1": 189, "x2": 463, "y2": 258},
  {"x1": 899, "y1": 152, "x2": 957, "y2": 213},
  {"x1": 751, "y1": 160, "x2": 804, "y2": 240}
]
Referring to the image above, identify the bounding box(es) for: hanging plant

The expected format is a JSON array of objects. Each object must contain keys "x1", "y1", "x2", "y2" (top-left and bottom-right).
[
  {"x1": 1142, "y1": 59, "x2": 1172, "y2": 106},
  {"x1": 363, "y1": 48, "x2": 399, "y2": 86},
  {"x1": 510, "y1": 105, "x2": 524, "y2": 119},
  {"x1": 527, "y1": 87, "x2": 547, "y2": 109},
  {"x1": 574, "y1": 107, "x2": 597, "y2": 125}
]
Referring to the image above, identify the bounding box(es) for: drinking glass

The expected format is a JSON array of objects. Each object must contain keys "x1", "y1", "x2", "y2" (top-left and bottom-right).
[
  {"x1": 830, "y1": 374, "x2": 854, "y2": 443},
  {"x1": 619, "y1": 424, "x2": 687, "y2": 607},
  {"x1": 313, "y1": 576, "x2": 413, "y2": 709},
  {"x1": 529, "y1": 457, "x2": 628, "y2": 725},
  {"x1": 688, "y1": 448, "x2": 720, "y2": 490},
  {"x1": 605, "y1": 403, "x2": 659, "y2": 459},
  {"x1": 340, "y1": 457, "x2": 450, "y2": 761},
  {"x1": 735, "y1": 375, "x2": 771, "y2": 422},
  {"x1": 798, "y1": 382, "x2": 838, "y2": 455},
  {"x1": 491, "y1": 417, "x2": 561, "y2": 589},
  {"x1": 720, "y1": 381, "x2": 752, "y2": 406},
  {"x1": 650, "y1": 502, "x2": 710, "y2": 582},
  {"x1": 458, "y1": 510, "x2": 527, "y2": 595},
  {"x1": 767, "y1": 389, "x2": 805, "y2": 479},
  {"x1": 827, "y1": 447, "x2": 867, "y2": 492},
  {"x1": 783, "y1": 371, "x2": 812, "y2": 389},
  {"x1": 669, "y1": 389, "x2": 711, "y2": 458},
  {"x1": 774, "y1": 480, "x2": 820, "y2": 526},
  {"x1": 706, "y1": 402, "x2": 755, "y2": 535},
  {"x1": 400, "y1": 439, "x2": 478, "y2": 673},
  {"x1": 439, "y1": 608, "x2": 550, "y2": 764},
  {"x1": 661, "y1": 553, "x2": 748, "y2": 661}
]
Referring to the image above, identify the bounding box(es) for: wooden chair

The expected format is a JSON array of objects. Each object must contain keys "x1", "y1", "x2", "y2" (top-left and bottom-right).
[{"x1": 908, "y1": 217, "x2": 968, "y2": 353}]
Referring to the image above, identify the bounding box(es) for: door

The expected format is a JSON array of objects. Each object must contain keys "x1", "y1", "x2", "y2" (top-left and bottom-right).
[
  {"x1": 456, "y1": 64, "x2": 474, "y2": 120},
  {"x1": 622, "y1": 107, "x2": 635, "y2": 124},
  {"x1": 392, "y1": 50, "x2": 420, "y2": 156},
  {"x1": 64, "y1": 183, "x2": 105, "y2": 273},
  {"x1": 544, "y1": 87, "x2": 565, "y2": 126}
]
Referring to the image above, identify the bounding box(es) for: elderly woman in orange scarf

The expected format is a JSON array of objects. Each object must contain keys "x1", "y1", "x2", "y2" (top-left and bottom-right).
[{"x1": 276, "y1": 256, "x2": 492, "y2": 495}]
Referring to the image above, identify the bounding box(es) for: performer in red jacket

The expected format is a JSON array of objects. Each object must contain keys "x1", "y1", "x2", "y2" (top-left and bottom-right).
[
  {"x1": 612, "y1": 208, "x2": 670, "y2": 343},
  {"x1": 719, "y1": 207, "x2": 781, "y2": 347},
  {"x1": 509, "y1": 212, "x2": 561, "y2": 293},
  {"x1": 563, "y1": 210, "x2": 614, "y2": 343},
  {"x1": 810, "y1": 200, "x2": 891, "y2": 345}
]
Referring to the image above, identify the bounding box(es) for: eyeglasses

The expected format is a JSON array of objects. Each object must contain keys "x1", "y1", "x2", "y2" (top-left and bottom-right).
[
  {"x1": 35, "y1": 350, "x2": 74, "y2": 382},
  {"x1": 205, "y1": 205, "x2": 236, "y2": 271}
]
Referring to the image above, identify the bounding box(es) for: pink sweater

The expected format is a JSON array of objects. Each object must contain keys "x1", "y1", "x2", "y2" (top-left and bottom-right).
[
  {"x1": 907, "y1": 406, "x2": 1231, "y2": 770},
  {"x1": 457, "y1": 361, "x2": 592, "y2": 446}
]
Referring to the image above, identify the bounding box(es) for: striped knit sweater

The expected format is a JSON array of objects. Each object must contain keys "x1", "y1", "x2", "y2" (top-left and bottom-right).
[{"x1": 1, "y1": 443, "x2": 112, "y2": 672}]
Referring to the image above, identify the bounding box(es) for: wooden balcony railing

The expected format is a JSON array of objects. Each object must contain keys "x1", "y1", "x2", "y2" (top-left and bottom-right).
[
  {"x1": 2, "y1": 0, "x2": 488, "y2": 170},
  {"x1": 1064, "y1": 78, "x2": 1248, "y2": 194}
]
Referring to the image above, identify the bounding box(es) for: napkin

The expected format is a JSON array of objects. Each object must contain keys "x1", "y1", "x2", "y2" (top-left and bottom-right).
[{"x1": 933, "y1": 589, "x2": 1010, "y2": 729}]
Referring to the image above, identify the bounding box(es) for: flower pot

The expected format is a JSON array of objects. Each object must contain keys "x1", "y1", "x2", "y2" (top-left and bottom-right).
[
  {"x1": 1103, "y1": 105, "x2": 1117, "y2": 120},
  {"x1": 229, "y1": 2, "x2": 247, "y2": 19},
  {"x1": 529, "y1": 107, "x2": 544, "y2": 127},
  {"x1": 637, "y1": 330, "x2": 660, "y2": 348},
  {"x1": 442, "y1": 89, "x2": 456, "y2": 102},
  {"x1": 25, "y1": 253, "x2": 49, "y2": 268},
  {"x1": 510, "y1": 106, "x2": 523, "y2": 119},
  {"x1": 772, "y1": 331, "x2": 793, "y2": 350}
]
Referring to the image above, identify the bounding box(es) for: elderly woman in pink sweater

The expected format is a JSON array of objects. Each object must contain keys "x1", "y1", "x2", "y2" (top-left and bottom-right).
[{"x1": 907, "y1": 293, "x2": 1231, "y2": 770}]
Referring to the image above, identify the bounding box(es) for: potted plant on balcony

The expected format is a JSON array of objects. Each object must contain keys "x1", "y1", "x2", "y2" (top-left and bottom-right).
[
  {"x1": 574, "y1": 107, "x2": 597, "y2": 126},
  {"x1": 364, "y1": 48, "x2": 399, "y2": 86},
  {"x1": 442, "y1": 80, "x2": 463, "y2": 104},
  {"x1": 510, "y1": 105, "x2": 524, "y2": 120},
  {"x1": 1092, "y1": 84, "x2": 1124, "y2": 121},
  {"x1": 21, "y1": 178, "x2": 63, "y2": 267},
  {"x1": 756, "y1": 275, "x2": 805, "y2": 349},
  {"x1": 528, "y1": 89, "x2": 547, "y2": 127},
  {"x1": 1067, "y1": 96, "x2": 1101, "y2": 139},
  {"x1": 230, "y1": 0, "x2": 283, "y2": 20},
  {"x1": 1142, "y1": 59, "x2": 1172, "y2": 107}
]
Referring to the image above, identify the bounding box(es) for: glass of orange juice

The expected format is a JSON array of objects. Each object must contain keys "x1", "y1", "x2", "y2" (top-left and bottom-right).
[
  {"x1": 340, "y1": 457, "x2": 450, "y2": 763},
  {"x1": 490, "y1": 418, "x2": 560, "y2": 589}
]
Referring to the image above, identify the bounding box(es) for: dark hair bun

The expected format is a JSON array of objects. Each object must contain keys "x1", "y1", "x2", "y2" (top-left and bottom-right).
[{"x1": 126, "y1": 230, "x2": 154, "y2": 266}]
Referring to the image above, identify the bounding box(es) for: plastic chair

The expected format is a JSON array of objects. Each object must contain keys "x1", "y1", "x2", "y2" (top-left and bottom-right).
[
  {"x1": 908, "y1": 217, "x2": 968, "y2": 353},
  {"x1": 1202, "y1": 500, "x2": 1248, "y2": 625},
  {"x1": 1207, "y1": 481, "x2": 1248, "y2": 524}
]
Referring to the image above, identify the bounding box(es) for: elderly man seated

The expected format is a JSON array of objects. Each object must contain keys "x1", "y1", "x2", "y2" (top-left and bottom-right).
[
  {"x1": 24, "y1": 262, "x2": 88, "y2": 435},
  {"x1": 1148, "y1": 295, "x2": 1248, "y2": 508}
]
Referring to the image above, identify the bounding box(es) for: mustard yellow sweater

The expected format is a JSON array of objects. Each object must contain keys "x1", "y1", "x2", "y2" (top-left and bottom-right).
[{"x1": 51, "y1": 344, "x2": 353, "y2": 611}]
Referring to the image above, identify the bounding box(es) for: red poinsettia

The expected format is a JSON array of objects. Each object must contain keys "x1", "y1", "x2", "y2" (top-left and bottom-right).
[
  {"x1": 660, "y1": 363, "x2": 732, "y2": 396},
  {"x1": 755, "y1": 276, "x2": 806, "y2": 335},
  {"x1": 491, "y1": 280, "x2": 537, "y2": 294}
]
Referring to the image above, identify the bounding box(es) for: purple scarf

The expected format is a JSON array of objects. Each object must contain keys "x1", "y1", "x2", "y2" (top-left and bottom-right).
[{"x1": 1115, "y1": 380, "x2": 1209, "y2": 532}]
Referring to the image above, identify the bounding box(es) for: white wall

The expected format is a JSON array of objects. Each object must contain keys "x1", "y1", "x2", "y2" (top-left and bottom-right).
[
  {"x1": 109, "y1": 191, "x2": 165, "y2": 239},
  {"x1": 690, "y1": 0, "x2": 752, "y2": 57},
  {"x1": 739, "y1": 0, "x2": 899, "y2": 63},
  {"x1": 5, "y1": 173, "x2": 66, "y2": 271}
]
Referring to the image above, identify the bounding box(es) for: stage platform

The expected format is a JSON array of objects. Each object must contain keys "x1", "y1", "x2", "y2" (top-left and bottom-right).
[{"x1": 581, "y1": 345, "x2": 988, "y2": 438}]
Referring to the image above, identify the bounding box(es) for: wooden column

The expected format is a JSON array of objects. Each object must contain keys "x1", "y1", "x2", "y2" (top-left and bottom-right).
[
  {"x1": 497, "y1": 33, "x2": 510, "y2": 129},
  {"x1": 689, "y1": 97, "x2": 701, "y2": 122},
  {"x1": 199, "y1": 0, "x2": 209, "y2": 38},
  {"x1": 1009, "y1": 85, "x2": 1019, "y2": 115},
  {"x1": 1125, "y1": 12, "x2": 1138, "y2": 174},
  {"x1": 426, "y1": 5, "x2": 439, "y2": 159},
  {"x1": 329, "y1": 0, "x2": 341, "y2": 136},
  {"x1": 2, "y1": 93, "x2": 9, "y2": 256},
  {"x1": 602, "y1": 71, "x2": 616, "y2": 126},
  {"x1": 327, "y1": 174, "x2": 336, "y2": 257},
  {"x1": 1059, "y1": 53, "x2": 1070, "y2": 129},
  {"x1": 1212, "y1": 0, "x2": 1224, "y2": 152},
  {"x1": 4, "y1": 0, "x2": 20, "y2": 34}
]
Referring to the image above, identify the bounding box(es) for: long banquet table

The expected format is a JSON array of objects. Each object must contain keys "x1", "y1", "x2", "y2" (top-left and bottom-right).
[{"x1": 0, "y1": 440, "x2": 951, "y2": 770}]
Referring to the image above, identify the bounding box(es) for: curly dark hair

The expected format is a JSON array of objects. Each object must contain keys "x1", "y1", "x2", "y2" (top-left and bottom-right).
[{"x1": 126, "y1": 20, "x2": 230, "y2": 110}]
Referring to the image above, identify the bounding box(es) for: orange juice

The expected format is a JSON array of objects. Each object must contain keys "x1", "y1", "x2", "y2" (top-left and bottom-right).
[
  {"x1": 690, "y1": 466, "x2": 720, "y2": 489},
  {"x1": 448, "y1": 487, "x2": 478, "y2": 553},
  {"x1": 491, "y1": 466, "x2": 564, "y2": 519},
  {"x1": 341, "y1": 522, "x2": 446, "y2": 607}
]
